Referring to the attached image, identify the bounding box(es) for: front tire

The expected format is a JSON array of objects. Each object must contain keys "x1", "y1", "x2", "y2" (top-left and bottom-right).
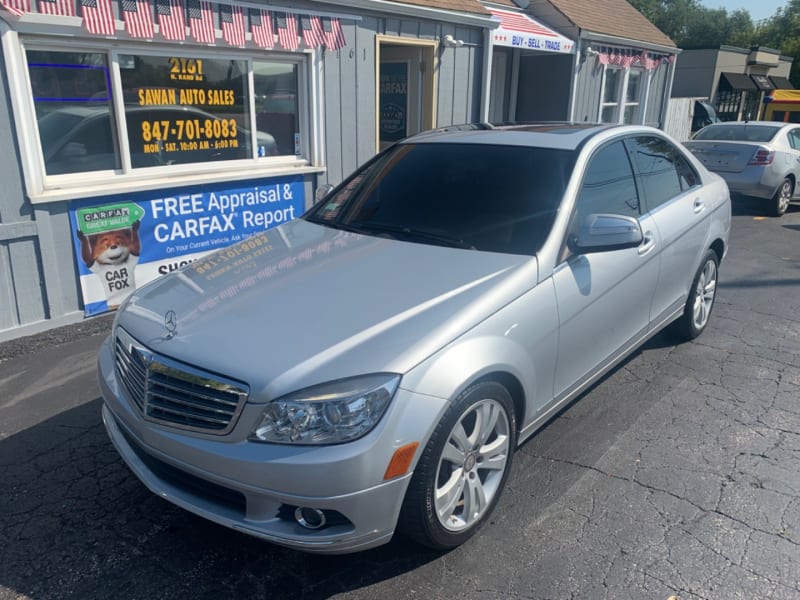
[
  {"x1": 673, "y1": 249, "x2": 719, "y2": 340},
  {"x1": 398, "y1": 381, "x2": 516, "y2": 550},
  {"x1": 772, "y1": 177, "x2": 792, "y2": 217}
]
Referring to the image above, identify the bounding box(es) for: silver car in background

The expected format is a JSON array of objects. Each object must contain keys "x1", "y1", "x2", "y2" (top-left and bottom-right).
[
  {"x1": 98, "y1": 123, "x2": 731, "y2": 554},
  {"x1": 684, "y1": 121, "x2": 800, "y2": 216}
]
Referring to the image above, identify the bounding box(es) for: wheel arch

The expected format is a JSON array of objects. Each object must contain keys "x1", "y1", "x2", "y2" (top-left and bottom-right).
[{"x1": 473, "y1": 371, "x2": 526, "y2": 435}]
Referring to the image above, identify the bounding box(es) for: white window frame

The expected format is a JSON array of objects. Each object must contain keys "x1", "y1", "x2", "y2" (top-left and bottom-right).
[
  {"x1": 3, "y1": 32, "x2": 322, "y2": 203},
  {"x1": 598, "y1": 65, "x2": 649, "y2": 125}
]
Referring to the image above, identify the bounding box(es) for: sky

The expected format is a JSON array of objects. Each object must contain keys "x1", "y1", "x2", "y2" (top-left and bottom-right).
[{"x1": 699, "y1": 0, "x2": 786, "y2": 22}]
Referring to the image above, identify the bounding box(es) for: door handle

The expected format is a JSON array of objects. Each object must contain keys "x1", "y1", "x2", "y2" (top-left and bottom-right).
[
  {"x1": 693, "y1": 198, "x2": 705, "y2": 214},
  {"x1": 638, "y1": 231, "x2": 656, "y2": 255}
]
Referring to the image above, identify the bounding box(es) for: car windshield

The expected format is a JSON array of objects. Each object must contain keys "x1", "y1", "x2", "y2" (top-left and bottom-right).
[
  {"x1": 305, "y1": 142, "x2": 575, "y2": 255},
  {"x1": 693, "y1": 123, "x2": 781, "y2": 142}
]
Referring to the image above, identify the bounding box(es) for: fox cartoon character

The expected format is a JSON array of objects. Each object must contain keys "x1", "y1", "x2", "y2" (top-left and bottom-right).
[{"x1": 77, "y1": 221, "x2": 141, "y2": 309}]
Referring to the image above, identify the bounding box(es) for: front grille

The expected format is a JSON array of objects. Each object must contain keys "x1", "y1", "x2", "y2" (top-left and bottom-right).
[{"x1": 114, "y1": 328, "x2": 249, "y2": 434}]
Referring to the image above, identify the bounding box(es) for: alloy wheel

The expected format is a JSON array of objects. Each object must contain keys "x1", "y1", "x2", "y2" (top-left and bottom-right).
[
  {"x1": 778, "y1": 180, "x2": 792, "y2": 214},
  {"x1": 692, "y1": 259, "x2": 717, "y2": 330},
  {"x1": 434, "y1": 398, "x2": 510, "y2": 532}
]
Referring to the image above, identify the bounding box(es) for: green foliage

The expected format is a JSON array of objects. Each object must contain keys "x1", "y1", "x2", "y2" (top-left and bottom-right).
[
  {"x1": 756, "y1": 1, "x2": 800, "y2": 86},
  {"x1": 628, "y1": 0, "x2": 798, "y2": 87},
  {"x1": 627, "y1": 0, "x2": 755, "y2": 48}
]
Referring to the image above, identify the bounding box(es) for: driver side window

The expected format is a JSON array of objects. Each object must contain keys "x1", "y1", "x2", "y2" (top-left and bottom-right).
[{"x1": 575, "y1": 140, "x2": 640, "y2": 227}]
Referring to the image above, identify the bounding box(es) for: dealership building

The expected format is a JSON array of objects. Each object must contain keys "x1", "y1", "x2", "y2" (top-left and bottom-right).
[{"x1": 0, "y1": 0, "x2": 676, "y2": 340}]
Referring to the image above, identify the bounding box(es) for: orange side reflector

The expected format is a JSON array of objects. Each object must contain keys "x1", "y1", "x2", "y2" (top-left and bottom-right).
[{"x1": 383, "y1": 442, "x2": 420, "y2": 480}]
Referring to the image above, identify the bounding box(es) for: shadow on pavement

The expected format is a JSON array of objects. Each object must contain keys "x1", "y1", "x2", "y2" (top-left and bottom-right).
[{"x1": 0, "y1": 399, "x2": 444, "y2": 599}]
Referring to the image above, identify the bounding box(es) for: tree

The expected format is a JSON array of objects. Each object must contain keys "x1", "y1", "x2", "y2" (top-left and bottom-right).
[
  {"x1": 756, "y1": 1, "x2": 800, "y2": 87},
  {"x1": 627, "y1": 0, "x2": 755, "y2": 49}
]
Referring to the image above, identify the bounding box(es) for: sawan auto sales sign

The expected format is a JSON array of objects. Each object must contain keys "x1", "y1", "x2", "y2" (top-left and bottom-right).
[{"x1": 69, "y1": 175, "x2": 305, "y2": 316}]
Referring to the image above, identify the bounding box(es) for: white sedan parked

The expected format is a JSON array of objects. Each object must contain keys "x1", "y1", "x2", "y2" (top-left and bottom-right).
[{"x1": 684, "y1": 121, "x2": 800, "y2": 216}]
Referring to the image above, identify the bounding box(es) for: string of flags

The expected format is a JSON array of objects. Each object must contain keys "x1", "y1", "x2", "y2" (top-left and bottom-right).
[
  {"x1": 595, "y1": 46, "x2": 675, "y2": 71},
  {"x1": 0, "y1": 0, "x2": 347, "y2": 50}
]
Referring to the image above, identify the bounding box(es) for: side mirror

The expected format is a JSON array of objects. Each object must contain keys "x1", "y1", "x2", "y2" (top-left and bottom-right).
[
  {"x1": 572, "y1": 213, "x2": 643, "y2": 253},
  {"x1": 315, "y1": 183, "x2": 334, "y2": 204}
]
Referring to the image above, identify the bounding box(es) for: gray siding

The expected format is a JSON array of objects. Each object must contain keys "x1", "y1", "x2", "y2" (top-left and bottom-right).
[
  {"x1": 319, "y1": 15, "x2": 484, "y2": 187},
  {"x1": 573, "y1": 53, "x2": 604, "y2": 123},
  {"x1": 644, "y1": 62, "x2": 670, "y2": 127},
  {"x1": 0, "y1": 45, "x2": 83, "y2": 340}
]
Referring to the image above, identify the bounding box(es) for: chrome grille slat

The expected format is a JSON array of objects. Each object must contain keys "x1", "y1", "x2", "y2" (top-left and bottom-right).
[
  {"x1": 146, "y1": 404, "x2": 231, "y2": 425},
  {"x1": 113, "y1": 328, "x2": 249, "y2": 434},
  {"x1": 146, "y1": 388, "x2": 237, "y2": 416},
  {"x1": 147, "y1": 377, "x2": 240, "y2": 407}
]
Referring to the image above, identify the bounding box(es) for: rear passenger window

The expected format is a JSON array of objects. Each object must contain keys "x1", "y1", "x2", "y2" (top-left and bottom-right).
[
  {"x1": 628, "y1": 136, "x2": 686, "y2": 210},
  {"x1": 576, "y1": 141, "x2": 640, "y2": 222}
]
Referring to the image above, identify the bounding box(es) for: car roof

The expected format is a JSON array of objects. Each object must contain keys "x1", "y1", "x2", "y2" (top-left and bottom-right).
[{"x1": 403, "y1": 122, "x2": 623, "y2": 151}]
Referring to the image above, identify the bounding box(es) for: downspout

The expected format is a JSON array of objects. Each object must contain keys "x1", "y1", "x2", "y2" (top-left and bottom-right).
[
  {"x1": 568, "y1": 35, "x2": 584, "y2": 122},
  {"x1": 480, "y1": 25, "x2": 494, "y2": 122}
]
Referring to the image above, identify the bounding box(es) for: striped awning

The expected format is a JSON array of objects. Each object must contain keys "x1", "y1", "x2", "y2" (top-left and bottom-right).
[{"x1": 488, "y1": 7, "x2": 574, "y2": 54}]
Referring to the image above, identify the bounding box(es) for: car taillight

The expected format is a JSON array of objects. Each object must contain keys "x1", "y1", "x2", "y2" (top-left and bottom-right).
[{"x1": 748, "y1": 149, "x2": 774, "y2": 165}]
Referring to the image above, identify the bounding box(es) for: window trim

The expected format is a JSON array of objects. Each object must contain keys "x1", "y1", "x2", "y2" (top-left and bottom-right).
[
  {"x1": 4, "y1": 32, "x2": 323, "y2": 203},
  {"x1": 598, "y1": 65, "x2": 648, "y2": 125}
]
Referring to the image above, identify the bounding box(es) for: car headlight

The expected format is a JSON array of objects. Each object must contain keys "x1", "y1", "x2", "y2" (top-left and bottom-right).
[{"x1": 249, "y1": 373, "x2": 401, "y2": 445}]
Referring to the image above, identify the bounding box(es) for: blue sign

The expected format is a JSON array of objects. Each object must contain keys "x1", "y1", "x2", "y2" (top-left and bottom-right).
[{"x1": 69, "y1": 175, "x2": 305, "y2": 316}]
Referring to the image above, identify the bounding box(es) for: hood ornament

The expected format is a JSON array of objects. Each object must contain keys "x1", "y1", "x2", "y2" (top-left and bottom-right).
[{"x1": 164, "y1": 310, "x2": 178, "y2": 338}]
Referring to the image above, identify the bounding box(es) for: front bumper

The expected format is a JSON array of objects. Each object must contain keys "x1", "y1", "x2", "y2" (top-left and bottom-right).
[{"x1": 98, "y1": 336, "x2": 447, "y2": 554}]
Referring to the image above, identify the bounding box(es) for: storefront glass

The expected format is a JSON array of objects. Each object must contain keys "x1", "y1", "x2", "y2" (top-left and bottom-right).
[
  {"x1": 27, "y1": 50, "x2": 120, "y2": 175},
  {"x1": 118, "y1": 54, "x2": 251, "y2": 167},
  {"x1": 23, "y1": 45, "x2": 307, "y2": 182}
]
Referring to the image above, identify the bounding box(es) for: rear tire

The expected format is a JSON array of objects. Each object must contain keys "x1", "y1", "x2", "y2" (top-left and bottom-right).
[
  {"x1": 673, "y1": 249, "x2": 719, "y2": 340},
  {"x1": 772, "y1": 177, "x2": 792, "y2": 217},
  {"x1": 398, "y1": 381, "x2": 516, "y2": 550}
]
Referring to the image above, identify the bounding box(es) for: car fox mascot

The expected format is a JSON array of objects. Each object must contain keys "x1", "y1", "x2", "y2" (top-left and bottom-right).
[{"x1": 77, "y1": 220, "x2": 141, "y2": 309}]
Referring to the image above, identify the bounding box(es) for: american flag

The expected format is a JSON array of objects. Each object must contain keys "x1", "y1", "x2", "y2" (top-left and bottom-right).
[
  {"x1": 0, "y1": 0, "x2": 29, "y2": 16},
  {"x1": 37, "y1": 0, "x2": 74, "y2": 17},
  {"x1": 121, "y1": 0, "x2": 153, "y2": 38},
  {"x1": 299, "y1": 15, "x2": 324, "y2": 49},
  {"x1": 187, "y1": 0, "x2": 214, "y2": 44},
  {"x1": 81, "y1": 0, "x2": 115, "y2": 35},
  {"x1": 156, "y1": 0, "x2": 185, "y2": 41},
  {"x1": 274, "y1": 12, "x2": 298, "y2": 51},
  {"x1": 220, "y1": 4, "x2": 245, "y2": 47},
  {"x1": 322, "y1": 17, "x2": 346, "y2": 50},
  {"x1": 250, "y1": 9, "x2": 273, "y2": 49}
]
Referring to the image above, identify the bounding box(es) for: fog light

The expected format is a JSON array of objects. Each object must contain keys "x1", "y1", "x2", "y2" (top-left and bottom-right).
[{"x1": 294, "y1": 506, "x2": 327, "y2": 530}]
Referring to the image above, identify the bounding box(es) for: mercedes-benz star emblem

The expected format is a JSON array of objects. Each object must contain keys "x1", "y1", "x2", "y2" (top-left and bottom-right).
[{"x1": 164, "y1": 310, "x2": 177, "y2": 338}]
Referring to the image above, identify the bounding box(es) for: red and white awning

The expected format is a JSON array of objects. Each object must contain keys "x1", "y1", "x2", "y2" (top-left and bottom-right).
[{"x1": 488, "y1": 7, "x2": 574, "y2": 54}]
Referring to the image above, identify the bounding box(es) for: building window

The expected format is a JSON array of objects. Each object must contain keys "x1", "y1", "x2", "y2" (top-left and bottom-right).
[
  {"x1": 599, "y1": 67, "x2": 645, "y2": 124},
  {"x1": 20, "y1": 42, "x2": 310, "y2": 195}
]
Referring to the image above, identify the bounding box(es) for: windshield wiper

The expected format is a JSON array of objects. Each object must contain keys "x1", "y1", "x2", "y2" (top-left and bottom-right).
[{"x1": 350, "y1": 222, "x2": 475, "y2": 249}]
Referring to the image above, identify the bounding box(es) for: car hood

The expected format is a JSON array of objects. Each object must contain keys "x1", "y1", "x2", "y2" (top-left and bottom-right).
[{"x1": 116, "y1": 219, "x2": 537, "y2": 401}]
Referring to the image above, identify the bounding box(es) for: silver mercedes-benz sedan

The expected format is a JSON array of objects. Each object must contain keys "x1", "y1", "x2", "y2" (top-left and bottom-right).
[
  {"x1": 98, "y1": 124, "x2": 731, "y2": 554},
  {"x1": 684, "y1": 121, "x2": 800, "y2": 216}
]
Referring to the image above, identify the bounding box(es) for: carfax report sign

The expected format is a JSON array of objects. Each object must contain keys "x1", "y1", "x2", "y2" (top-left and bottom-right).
[{"x1": 69, "y1": 175, "x2": 305, "y2": 316}]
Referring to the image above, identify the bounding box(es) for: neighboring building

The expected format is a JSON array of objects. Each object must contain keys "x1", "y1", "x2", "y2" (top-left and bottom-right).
[
  {"x1": 672, "y1": 46, "x2": 794, "y2": 122},
  {"x1": 485, "y1": 0, "x2": 678, "y2": 128}
]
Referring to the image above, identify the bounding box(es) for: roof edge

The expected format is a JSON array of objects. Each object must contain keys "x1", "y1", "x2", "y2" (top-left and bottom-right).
[
  {"x1": 316, "y1": 0, "x2": 498, "y2": 27},
  {"x1": 579, "y1": 30, "x2": 677, "y2": 53}
]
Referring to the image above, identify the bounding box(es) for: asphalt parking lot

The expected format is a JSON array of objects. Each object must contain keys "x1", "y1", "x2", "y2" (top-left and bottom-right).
[{"x1": 1, "y1": 198, "x2": 799, "y2": 600}]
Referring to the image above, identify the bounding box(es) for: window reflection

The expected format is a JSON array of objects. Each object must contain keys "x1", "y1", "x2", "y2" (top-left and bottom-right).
[{"x1": 27, "y1": 50, "x2": 120, "y2": 175}]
